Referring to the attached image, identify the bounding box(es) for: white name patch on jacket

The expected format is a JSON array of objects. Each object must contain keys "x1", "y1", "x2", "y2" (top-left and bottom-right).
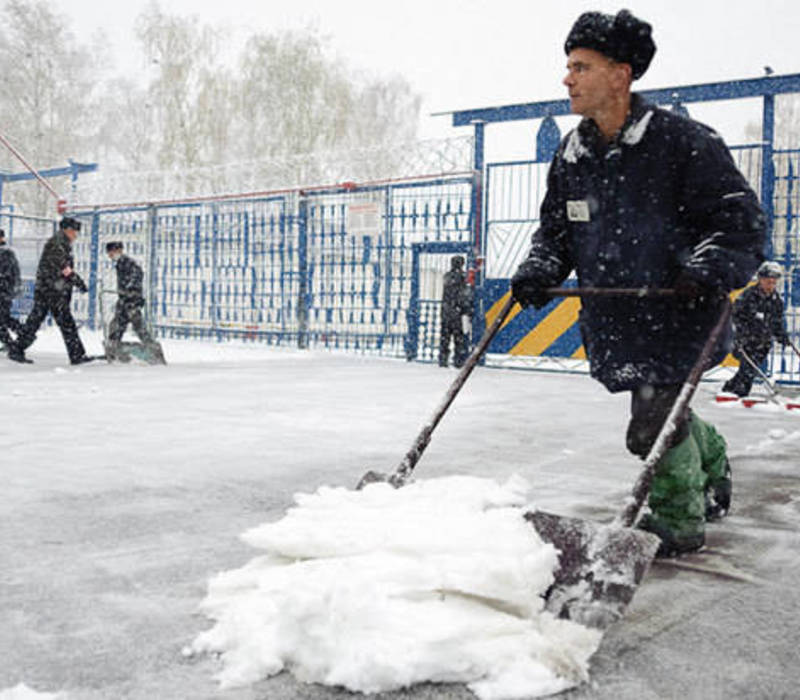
[{"x1": 566, "y1": 200, "x2": 591, "y2": 222}]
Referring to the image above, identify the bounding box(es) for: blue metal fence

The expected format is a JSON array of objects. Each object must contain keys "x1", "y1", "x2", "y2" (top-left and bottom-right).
[
  {"x1": 55, "y1": 175, "x2": 475, "y2": 359},
  {"x1": 0, "y1": 211, "x2": 54, "y2": 317}
]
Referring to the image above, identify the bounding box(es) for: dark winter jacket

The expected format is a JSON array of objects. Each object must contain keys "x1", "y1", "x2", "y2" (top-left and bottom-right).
[
  {"x1": 732, "y1": 284, "x2": 789, "y2": 352},
  {"x1": 441, "y1": 269, "x2": 471, "y2": 323},
  {"x1": 515, "y1": 94, "x2": 765, "y2": 392},
  {"x1": 114, "y1": 254, "x2": 145, "y2": 307},
  {"x1": 0, "y1": 243, "x2": 20, "y2": 299},
  {"x1": 35, "y1": 231, "x2": 86, "y2": 298}
]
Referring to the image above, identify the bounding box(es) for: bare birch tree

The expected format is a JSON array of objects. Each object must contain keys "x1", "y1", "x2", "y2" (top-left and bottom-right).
[{"x1": 0, "y1": 0, "x2": 102, "y2": 213}]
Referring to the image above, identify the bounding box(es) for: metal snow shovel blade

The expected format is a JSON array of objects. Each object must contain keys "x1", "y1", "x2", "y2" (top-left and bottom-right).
[
  {"x1": 738, "y1": 347, "x2": 782, "y2": 404},
  {"x1": 526, "y1": 299, "x2": 732, "y2": 631},
  {"x1": 116, "y1": 341, "x2": 167, "y2": 365},
  {"x1": 739, "y1": 345, "x2": 800, "y2": 402},
  {"x1": 357, "y1": 285, "x2": 676, "y2": 490}
]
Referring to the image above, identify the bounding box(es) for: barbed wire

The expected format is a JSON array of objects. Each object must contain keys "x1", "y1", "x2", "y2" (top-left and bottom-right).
[{"x1": 71, "y1": 135, "x2": 475, "y2": 206}]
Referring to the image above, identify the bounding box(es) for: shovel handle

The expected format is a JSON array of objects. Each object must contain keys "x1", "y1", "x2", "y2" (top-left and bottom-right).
[
  {"x1": 390, "y1": 286, "x2": 677, "y2": 487},
  {"x1": 390, "y1": 295, "x2": 517, "y2": 486},
  {"x1": 739, "y1": 347, "x2": 782, "y2": 403},
  {"x1": 615, "y1": 299, "x2": 733, "y2": 528},
  {"x1": 546, "y1": 287, "x2": 676, "y2": 298}
]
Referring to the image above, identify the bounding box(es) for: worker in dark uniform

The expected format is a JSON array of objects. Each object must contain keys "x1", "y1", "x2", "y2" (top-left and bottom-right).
[
  {"x1": 511, "y1": 10, "x2": 764, "y2": 554},
  {"x1": 0, "y1": 228, "x2": 23, "y2": 352},
  {"x1": 104, "y1": 241, "x2": 162, "y2": 362},
  {"x1": 722, "y1": 261, "x2": 790, "y2": 397},
  {"x1": 9, "y1": 217, "x2": 93, "y2": 365},
  {"x1": 439, "y1": 255, "x2": 472, "y2": 368}
]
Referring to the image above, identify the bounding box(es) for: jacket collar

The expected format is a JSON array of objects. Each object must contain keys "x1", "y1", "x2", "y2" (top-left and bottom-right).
[{"x1": 572, "y1": 93, "x2": 653, "y2": 159}]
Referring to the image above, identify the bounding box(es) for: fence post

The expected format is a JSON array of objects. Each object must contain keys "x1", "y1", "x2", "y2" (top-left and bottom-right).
[
  {"x1": 211, "y1": 202, "x2": 219, "y2": 340},
  {"x1": 471, "y1": 120, "x2": 487, "y2": 354},
  {"x1": 297, "y1": 194, "x2": 309, "y2": 349},
  {"x1": 761, "y1": 93, "x2": 775, "y2": 260},
  {"x1": 404, "y1": 243, "x2": 421, "y2": 360},
  {"x1": 87, "y1": 210, "x2": 100, "y2": 330},
  {"x1": 147, "y1": 204, "x2": 158, "y2": 336},
  {"x1": 383, "y1": 185, "x2": 393, "y2": 346}
]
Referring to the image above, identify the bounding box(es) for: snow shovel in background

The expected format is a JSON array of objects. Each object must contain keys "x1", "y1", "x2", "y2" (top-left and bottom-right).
[
  {"x1": 527, "y1": 299, "x2": 733, "y2": 630},
  {"x1": 738, "y1": 347, "x2": 783, "y2": 404},
  {"x1": 357, "y1": 285, "x2": 677, "y2": 490},
  {"x1": 100, "y1": 288, "x2": 167, "y2": 366}
]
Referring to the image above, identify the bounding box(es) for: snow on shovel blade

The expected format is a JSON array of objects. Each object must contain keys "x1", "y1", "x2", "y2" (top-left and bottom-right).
[{"x1": 525, "y1": 510, "x2": 660, "y2": 631}]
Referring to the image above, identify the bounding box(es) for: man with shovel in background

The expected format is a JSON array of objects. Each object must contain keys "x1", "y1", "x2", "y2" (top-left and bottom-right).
[
  {"x1": 104, "y1": 241, "x2": 165, "y2": 364},
  {"x1": 722, "y1": 261, "x2": 790, "y2": 398},
  {"x1": 511, "y1": 10, "x2": 765, "y2": 556},
  {"x1": 8, "y1": 217, "x2": 94, "y2": 365}
]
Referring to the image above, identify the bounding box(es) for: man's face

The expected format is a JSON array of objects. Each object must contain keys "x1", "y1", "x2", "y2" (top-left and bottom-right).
[
  {"x1": 758, "y1": 277, "x2": 778, "y2": 294},
  {"x1": 563, "y1": 48, "x2": 627, "y2": 118},
  {"x1": 64, "y1": 227, "x2": 78, "y2": 242}
]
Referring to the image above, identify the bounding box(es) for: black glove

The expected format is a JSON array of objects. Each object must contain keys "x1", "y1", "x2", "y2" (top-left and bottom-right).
[
  {"x1": 511, "y1": 261, "x2": 551, "y2": 308},
  {"x1": 71, "y1": 273, "x2": 88, "y2": 293},
  {"x1": 673, "y1": 271, "x2": 723, "y2": 303}
]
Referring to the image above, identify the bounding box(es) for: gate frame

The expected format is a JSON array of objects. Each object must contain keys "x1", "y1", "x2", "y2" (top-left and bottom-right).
[{"x1": 450, "y1": 72, "x2": 800, "y2": 384}]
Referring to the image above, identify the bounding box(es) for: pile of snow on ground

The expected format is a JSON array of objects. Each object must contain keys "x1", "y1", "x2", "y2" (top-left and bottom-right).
[
  {"x1": 192, "y1": 474, "x2": 602, "y2": 699},
  {"x1": 0, "y1": 684, "x2": 66, "y2": 700}
]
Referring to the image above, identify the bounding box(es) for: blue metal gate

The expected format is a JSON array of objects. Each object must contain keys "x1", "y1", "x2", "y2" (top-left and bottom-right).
[{"x1": 452, "y1": 74, "x2": 800, "y2": 385}]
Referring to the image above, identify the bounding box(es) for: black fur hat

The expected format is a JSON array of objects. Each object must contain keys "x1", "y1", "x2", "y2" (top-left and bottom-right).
[
  {"x1": 564, "y1": 9, "x2": 656, "y2": 80},
  {"x1": 59, "y1": 216, "x2": 82, "y2": 231}
]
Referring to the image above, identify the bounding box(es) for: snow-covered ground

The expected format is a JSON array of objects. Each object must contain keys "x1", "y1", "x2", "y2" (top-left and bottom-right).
[{"x1": 2, "y1": 328, "x2": 800, "y2": 700}]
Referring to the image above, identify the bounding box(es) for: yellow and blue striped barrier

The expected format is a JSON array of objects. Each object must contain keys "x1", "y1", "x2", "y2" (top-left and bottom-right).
[
  {"x1": 482, "y1": 279, "x2": 585, "y2": 359},
  {"x1": 483, "y1": 279, "x2": 751, "y2": 366}
]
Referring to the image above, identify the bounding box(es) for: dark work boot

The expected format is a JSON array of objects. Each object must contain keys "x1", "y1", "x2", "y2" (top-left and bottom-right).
[
  {"x1": 638, "y1": 514, "x2": 705, "y2": 557},
  {"x1": 705, "y1": 460, "x2": 732, "y2": 521},
  {"x1": 71, "y1": 355, "x2": 96, "y2": 366},
  {"x1": 8, "y1": 343, "x2": 33, "y2": 364}
]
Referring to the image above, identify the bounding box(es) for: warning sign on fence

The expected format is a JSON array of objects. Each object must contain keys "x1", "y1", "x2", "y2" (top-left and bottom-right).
[{"x1": 346, "y1": 198, "x2": 383, "y2": 242}]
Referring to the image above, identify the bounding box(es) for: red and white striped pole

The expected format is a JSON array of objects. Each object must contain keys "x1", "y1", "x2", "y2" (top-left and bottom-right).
[{"x1": 0, "y1": 130, "x2": 67, "y2": 212}]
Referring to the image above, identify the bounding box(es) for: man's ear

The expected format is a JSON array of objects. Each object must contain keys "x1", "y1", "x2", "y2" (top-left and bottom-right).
[{"x1": 613, "y1": 61, "x2": 633, "y2": 89}]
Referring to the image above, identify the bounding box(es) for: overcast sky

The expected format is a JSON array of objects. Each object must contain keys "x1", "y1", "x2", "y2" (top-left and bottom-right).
[{"x1": 50, "y1": 0, "x2": 800, "y2": 160}]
